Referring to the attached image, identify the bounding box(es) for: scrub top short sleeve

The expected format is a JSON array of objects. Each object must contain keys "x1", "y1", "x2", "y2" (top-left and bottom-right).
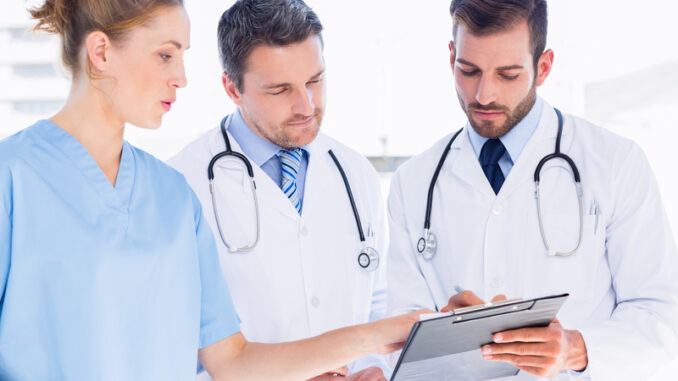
[
  {"x1": 191, "y1": 191, "x2": 241, "y2": 348},
  {"x1": 0, "y1": 201, "x2": 9, "y2": 303}
]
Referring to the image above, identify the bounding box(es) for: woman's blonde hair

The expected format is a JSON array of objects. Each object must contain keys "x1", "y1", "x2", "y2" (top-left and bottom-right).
[{"x1": 30, "y1": 0, "x2": 184, "y2": 77}]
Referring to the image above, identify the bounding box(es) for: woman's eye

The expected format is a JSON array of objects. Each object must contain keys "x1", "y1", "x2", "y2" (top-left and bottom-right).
[{"x1": 160, "y1": 53, "x2": 172, "y2": 62}]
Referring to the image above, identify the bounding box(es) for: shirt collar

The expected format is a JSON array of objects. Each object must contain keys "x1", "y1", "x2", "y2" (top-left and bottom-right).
[
  {"x1": 467, "y1": 97, "x2": 543, "y2": 163},
  {"x1": 227, "y1": 108, "x2": 286, "y2": 167}
]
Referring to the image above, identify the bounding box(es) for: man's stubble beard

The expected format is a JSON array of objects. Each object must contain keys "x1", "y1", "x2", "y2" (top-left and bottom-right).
[
  {"x1": 459, "y1": 81, "x2": 537, "y2": 139},
  {"x1": 252, "y1": 108, "x2": 323, "y2": 149}
]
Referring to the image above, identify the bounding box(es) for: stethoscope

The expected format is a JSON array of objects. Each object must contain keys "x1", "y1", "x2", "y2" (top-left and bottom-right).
[
  {"x1": 417, "y1": 108, "x2": 583, "y2": 259},
  {"x1": 207, "y1": 114, "x2": 379, "y2": 272}
]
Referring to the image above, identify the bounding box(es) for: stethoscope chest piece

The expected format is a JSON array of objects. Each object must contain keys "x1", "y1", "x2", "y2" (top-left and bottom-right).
[
  {"x1": 417, "y1": 230, "x2": 437, "y2": 260},
  {"x1": 358, "y1": 246, "x2": 379, "y2": 272}
]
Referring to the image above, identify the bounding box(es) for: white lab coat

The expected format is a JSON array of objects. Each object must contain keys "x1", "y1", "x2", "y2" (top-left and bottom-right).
[
  {"x1": 387, "y1": 101, "x2": 678, "y2": 380},
  {"x1": 169, "y1": 123, "x2": 389, "y2": 378}
]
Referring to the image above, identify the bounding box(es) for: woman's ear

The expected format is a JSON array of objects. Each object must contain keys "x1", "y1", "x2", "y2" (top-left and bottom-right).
[{"x1": 85, "y1": 31, "x2": 111, "y2": 73}]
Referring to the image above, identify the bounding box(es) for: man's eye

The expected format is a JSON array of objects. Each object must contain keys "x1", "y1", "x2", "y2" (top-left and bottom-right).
[
  {"x1": 459, "y1": 69, "x2": 479, "y2": 76},
  {"x1": 500, "y1": 73, "x2": 520, "y2": 80},
  {"x1": 269, "y1": 88, "x2": 286, "y2": 95}
]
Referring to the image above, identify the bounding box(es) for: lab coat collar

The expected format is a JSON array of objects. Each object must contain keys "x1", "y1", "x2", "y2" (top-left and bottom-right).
[
  {"x1": 292, "y1": 132, "x2": 333, "y2": 216},
  {"x1": 446, "y1": 100, "x2": 568, "y2": 199}
]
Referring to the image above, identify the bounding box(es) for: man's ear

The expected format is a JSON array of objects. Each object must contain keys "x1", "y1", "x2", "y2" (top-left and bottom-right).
[
  {"x1": 85, "y1": 31, "x2": 111, "y2": 73},
  {"x1": 536, "y1": 49, "x2": 554, "y2": 86},
  {"x1": 222, "y1": 72, "x2": 243, "y2": 106},
  {"x1": 449, "y1": 40, "x2": 456, "y2": 72}
]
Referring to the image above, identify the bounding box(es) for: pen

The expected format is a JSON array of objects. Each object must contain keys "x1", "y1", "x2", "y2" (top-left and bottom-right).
[{"x1": 454, "y1": 285, "x2": 464, "y2": 294}]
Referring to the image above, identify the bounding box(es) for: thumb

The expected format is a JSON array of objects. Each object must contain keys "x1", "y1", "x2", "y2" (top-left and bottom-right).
[{"x1": 491, "y1": 294, "x2": 507, "y2": 303}]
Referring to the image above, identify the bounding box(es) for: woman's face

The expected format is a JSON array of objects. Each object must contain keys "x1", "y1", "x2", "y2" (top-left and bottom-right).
[{"x1": 104, "y1": 5, "x2": 190, "y2": 129}]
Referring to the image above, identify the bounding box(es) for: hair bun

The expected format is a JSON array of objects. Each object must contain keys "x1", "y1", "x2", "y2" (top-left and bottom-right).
[{"x1": 30, "y1": 0, "x2": 70, "y2": 34}]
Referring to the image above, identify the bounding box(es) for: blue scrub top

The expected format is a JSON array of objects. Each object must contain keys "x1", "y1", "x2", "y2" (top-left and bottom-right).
[{"x1": 0, "y1": 120, "x2": 241, "y2": 380}]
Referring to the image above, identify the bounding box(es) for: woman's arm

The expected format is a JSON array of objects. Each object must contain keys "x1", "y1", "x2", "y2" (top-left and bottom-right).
[{"x1": 199, "y1": 311, "x2": 422, "y2": 381}]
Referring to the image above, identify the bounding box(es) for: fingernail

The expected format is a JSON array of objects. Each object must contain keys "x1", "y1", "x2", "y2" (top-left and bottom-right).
[
  {"x1": 494, "y1": 334, "x2": 503, "y2": 342},
  {"x1": 482, "y1": 346, "x2": 492, "y2": 354}
]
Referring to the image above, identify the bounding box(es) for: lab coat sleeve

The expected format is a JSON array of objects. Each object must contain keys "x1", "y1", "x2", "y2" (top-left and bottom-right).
[
  {"x1": 191, "y1": 190, "x2": 242, "y2": 348},
  {"x1": 577, "y1": 143, "x2": 678, "y2": 379},
  {"x1": 386, "y1": 170, "x2": 437, "y2": 316}
]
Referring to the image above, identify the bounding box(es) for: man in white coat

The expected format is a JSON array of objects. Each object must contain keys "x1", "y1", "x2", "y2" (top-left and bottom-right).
[
  {"x1": 169, "y1": 0, "x2": 388, "y2": 380},
  {"x1": 387, "y1": 0, "x2": 678, "y2": 379}
]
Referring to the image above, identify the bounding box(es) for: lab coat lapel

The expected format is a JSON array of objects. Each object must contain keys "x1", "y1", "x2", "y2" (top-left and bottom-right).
[
  {"x1": 299, "y1": 135, "x2": 332, "y2": 214},
  {"x1": 209, "y1": 128, "x2": 300, "y2": 222},
  {"x1": 446, "y1": 128, "x2": 496, "y2": 198},
  {"x1": 498, "y1": 102, "x2": 567, "y2": 199}
]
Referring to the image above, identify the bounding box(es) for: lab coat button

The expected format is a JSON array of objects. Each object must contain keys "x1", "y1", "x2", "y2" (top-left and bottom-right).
[
  {"x1": 492, "y1": 205, "x2": 504, "y2": 215},
  {"x1": 301, "y1": 226, "x2": 308, "y2": 236},
  {"x1": 311, "y1": 296, "x2": 320, "y2": 308}
]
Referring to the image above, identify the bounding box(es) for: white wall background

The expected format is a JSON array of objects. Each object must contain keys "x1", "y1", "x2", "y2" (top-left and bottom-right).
[{"x1": 2, "y1": 0, "x2": 678, "y2": 378}]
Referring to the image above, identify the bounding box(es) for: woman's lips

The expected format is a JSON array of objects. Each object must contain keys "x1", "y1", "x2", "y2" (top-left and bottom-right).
[{"x1": 161, "y1": 99, "x2": 176, "y2": 112}]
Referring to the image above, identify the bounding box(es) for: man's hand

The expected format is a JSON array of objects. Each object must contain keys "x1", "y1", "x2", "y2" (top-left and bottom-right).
[
  {"x1": 482, "y1": 318, "x2": 588, "y2": 378},
  {"x1": 346, "y1": 366, "x2": 387, "y2": 381},
  {"x1": 306, "y1": 366, "x2": 386, "y2": 381},
  {"x1": 440, "y1": 290, "x2": 506, "y2": 312}
]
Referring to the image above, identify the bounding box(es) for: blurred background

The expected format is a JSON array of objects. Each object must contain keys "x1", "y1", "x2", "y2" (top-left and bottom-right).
[{"x1": 1, "y1": 0, "x2": 677, "y2": 378}]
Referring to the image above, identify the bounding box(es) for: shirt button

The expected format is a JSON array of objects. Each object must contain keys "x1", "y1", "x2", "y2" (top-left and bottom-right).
[
  {"x1": 311, "y1": 296, "x2": 320, "y2": 308},
  {"x1": 301, "y1": 226, "x2": 308, "y2": 236},
  {"x1": 492, "y1": 205, "x2": 504, "y2": 215}
]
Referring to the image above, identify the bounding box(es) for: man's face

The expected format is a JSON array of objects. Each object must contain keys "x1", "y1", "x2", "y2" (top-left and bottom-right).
[
  {"x1": 225, "y1": 35, "x2": 326, "y2": 149},
  {"x1": 450, "y1": 21, "x2": 550, "y2": 138}
]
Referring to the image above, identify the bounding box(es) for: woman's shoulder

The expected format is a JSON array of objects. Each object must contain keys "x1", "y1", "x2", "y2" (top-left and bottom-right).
[
  {"x1": 0, "y1": 122, "x2": 43, "y2": 169},
  {"x1": 127, "y1": 143, "x2": 190, "y2": 184}
]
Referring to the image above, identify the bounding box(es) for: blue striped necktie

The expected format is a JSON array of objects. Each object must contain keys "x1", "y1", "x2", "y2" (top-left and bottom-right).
[{"x1": 278, "y1": 148, "x2": 303, "y2": 213}]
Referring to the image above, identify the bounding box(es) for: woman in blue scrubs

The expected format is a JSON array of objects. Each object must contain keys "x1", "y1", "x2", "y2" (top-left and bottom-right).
[{"x1": 0, "y1": 1, "x2": 421, "y2": 380}]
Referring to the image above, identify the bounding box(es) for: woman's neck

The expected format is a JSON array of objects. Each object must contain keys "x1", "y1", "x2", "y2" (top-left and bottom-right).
[{"x1": 50, "y1": 82, "x2": 125, "y2": 187}]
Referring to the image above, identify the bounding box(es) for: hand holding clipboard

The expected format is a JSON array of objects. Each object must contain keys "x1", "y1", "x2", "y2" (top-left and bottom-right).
[{"x1": 390, "y1": 293, "x2": 571, "y2": 381}]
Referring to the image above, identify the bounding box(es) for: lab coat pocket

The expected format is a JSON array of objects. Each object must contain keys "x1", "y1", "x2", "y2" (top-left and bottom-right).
[{"x1": 523, "y1": 213, "x2": 603, "y2": 301}]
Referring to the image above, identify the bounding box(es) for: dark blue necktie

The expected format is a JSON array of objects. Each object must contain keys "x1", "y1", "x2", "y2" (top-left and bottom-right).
[{"x1": 479, "y1": 139, "x2": 506, "y2": 194}]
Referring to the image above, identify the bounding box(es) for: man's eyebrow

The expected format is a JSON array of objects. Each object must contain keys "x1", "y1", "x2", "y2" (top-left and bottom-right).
[
  {"x1": 456, "y1": 58, "x2": 478, "y2": 68},
  {"x1": 309, "y1": 69, "x2": 325, "y2": 80},
  {"x1": 496, "y1": 65, "x2": 524, "y2": 71},
  {"x1": 262, "y1": 69, "x2": 325, "y2": 89},
  {"x1": 456, "y1": 59, "x2": 524, "y2": 71},
  {"x1": 262, "y1": 81, "x2": 291, "y2": 89}
]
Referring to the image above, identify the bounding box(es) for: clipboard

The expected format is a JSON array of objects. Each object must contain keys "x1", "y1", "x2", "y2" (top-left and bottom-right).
[{"x1": 390, "y1": 293, "x2": 569, "y2": 381}]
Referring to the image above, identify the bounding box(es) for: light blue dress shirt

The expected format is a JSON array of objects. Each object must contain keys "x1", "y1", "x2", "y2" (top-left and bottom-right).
[
  {"x1": 467, "y1": 97, "x2": 543, "y2": 177},
  {"x1": 0, "y1": 120, "x2": 241, "y2": 380},
  {"x1": 228, "y1": 109, "x2": 309, "y2": 212}
]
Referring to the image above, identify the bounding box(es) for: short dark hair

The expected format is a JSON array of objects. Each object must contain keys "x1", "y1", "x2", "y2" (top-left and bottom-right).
[
  {"x1": 217, "y1": 0, "x2": 323, "y2": 91},
  {"x1": 449, "y1": 0, "x2": 548, "y2": 68}
]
